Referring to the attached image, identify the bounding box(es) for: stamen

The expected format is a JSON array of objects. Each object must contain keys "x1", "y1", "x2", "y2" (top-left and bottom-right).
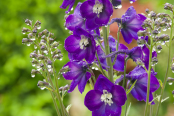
[
  {"x1": 93, "y1": 0, "x2": 103, "y2": 16},
  {"x1": 101, "y1": 90, "x2": 113, "y2": 106},
  {"x1": 79, "y1": 35, "x2": 89, "y2": 50}
]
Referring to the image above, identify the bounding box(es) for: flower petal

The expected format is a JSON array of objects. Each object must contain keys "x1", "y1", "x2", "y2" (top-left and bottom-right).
[
  {"x1": 111, "y1": 85, "x2": 127, "y2": 106},
  {"x1": 84, "y1": 90, "x2": 103, "y2": 111},
  {"x1": 94, "y1": 74, "x2": 114, "y2": 92},
  {"x1": 105, "y1": 102, "x2": 122, "y2": 116},
  {"x1": 78, "y1": 72, "x2": 91, "y2": 93}
]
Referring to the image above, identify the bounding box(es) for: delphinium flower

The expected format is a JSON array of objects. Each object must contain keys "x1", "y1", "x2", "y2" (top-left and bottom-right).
[
  {"x1": 116, "y1": 66, "x2": 159, "y2": 104},
  {"x1": 96, "y1": 36, "x2": 128, "y2": 72},
  {"x1": 65, "y1": 2, "x2": 86, "y2": 31},
  {"x1": 60, "y1": 0, "x2": 75, "y2": 13},
  {"x1": 64, "y1": 27, "x2": 96, "y2": 63},
  {"x1": 80, "y1": 0, "x2": 113, "y2": 30},
  {"x1": 110, "y1": 6, "x2": 146, "y2": 44},
  {"x1": 85, "y1": 74, "x2": 127, "y2": 116},
  {"x1": 62, "y1": 61, "x2": 91, "y2": 93}
]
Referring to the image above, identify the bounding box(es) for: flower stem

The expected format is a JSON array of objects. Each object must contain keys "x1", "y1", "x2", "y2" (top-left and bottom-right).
[
  {"x1": 144, "y1": 32, "x2": 153, "y2": 116},
  {"x1": 155, "y1": 11, "x2": 174, "y2": 116},
  {"x1": 102, "y1": 26, "x2": 113, "y2": 82}
]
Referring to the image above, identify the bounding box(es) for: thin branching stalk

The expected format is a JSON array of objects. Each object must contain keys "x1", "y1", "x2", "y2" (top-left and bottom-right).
[{"x1": 155, "y1": 11, "x2": 174, "y2": 116}]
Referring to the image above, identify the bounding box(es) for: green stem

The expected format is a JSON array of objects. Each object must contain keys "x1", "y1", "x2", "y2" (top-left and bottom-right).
[
  {"x1": 155, "y1": 11, "x2": 174, "y2": 116},
  {"x1": 102, "y1": 26, "x2": 113, "y2": 82},
  {"x1": 144, "y1": 34, "x2": 153, "y2": 116}
]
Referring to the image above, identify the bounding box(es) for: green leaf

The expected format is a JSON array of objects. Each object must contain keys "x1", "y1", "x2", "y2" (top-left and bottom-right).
[{"x1": 126, "y1": 80, "x2": 137, "y2": 95}]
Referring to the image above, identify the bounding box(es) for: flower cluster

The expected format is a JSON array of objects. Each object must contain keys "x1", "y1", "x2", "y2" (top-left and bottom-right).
[{"x1": 22, "y1": 1, "x2": 174, "y2": 116}]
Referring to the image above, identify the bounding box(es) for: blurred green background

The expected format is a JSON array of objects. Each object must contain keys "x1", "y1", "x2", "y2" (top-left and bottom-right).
[{"x1": 0, "y1": 0, "x2": 174, "y2": 116}]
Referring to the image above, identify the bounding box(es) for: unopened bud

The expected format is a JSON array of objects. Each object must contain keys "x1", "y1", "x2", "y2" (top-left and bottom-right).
[
  {"x1": 152, "y1": 57, "x2": 158, "y2": 66},
  {"x1": 30, "y1": 53, "x2": 38, "y2": 58},
  {"x1": 51, "y1": 41, "x2": 59, "y2": 48},
  {"x1": 145, "y1": 9, "x2": 150, "y2": 14},
  {"x1": 28, "y1": 33, "x2": 34, "y2": 39},
  {"x1": 47, "y1": 60, "x2": 52, "y2": 65},
  {"x1": 31, "y1": 69, "x2": 40, "y2": 74},
  {"x1": 32, "y1": 59, "x2": 39, "y2": 64},
  {"x1": 34, "y1": 20, "x2": 41, "y2": 29},
  {"x1": 40, "y1": 63, "x2": 44, "y2": 67},
  {"x1": 164, "y1": 3, "x2": 173, "y2": 12},
  {"x1": 49, "y1": 38, "x2": 54, "y2": 44},
  {"x1": 172, "y1": 90, "x2": 174, "y2": 94},
  {"x1": 41, "y1": 35, "x2": 46, "y2": 40},
  {"x1": 156, "y1": 45, "x2": 162, "y2": 50},
  {"x1": 150, "y1": 11, "x2": 156, "y2": 19},
  {"x1": 60, "y1": 66, "x2": 70, "y2": 73},
  {"x1": 22, "y1": 27, "x2": 31, "y2": 34},
  {"x1": 42, "y1": 29, "x2": 49, "y2": 35},
  {"x1": 41, "y1": 45, "x2": 47, "y2": 50},
  {"x1": 32, "y1": 29, "x2": 37, "y2": 33},
  {"x1": 152, "y1": 30, "x2": 158, "y2": 35},
  {"x1": 48, "y1": 32, "x2": 54, "y2": 37},
  {"x1": 167, "y1": 77, "x2": 174, "y2": 82},
  {"x1": 38, "y1": 54, "x2": 45, "y2": 60},
  {"x1": 158, "y1": 34, "x2": 170, "y2": 41},
  {"x1": 25, "y1": 19, "x2": 32, "y2": 26},
  {"x1": 137, "y1": 30, "x2": 148, "y2": 37}
]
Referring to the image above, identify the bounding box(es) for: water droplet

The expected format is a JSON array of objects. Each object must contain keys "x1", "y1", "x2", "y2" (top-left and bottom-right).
[
  {"x1": 36, "y1": 26, "x2": 41, "y2": 29},
  {"x1": 32, "y1": 64, "x2": 36, "y2": 67},
  {"x1": 92, "y1": 67, "x2": 95, "y2": 69},
  {"x1": 114, "y1": 5, "x2": 122, "y2": 9},
  {"x1": 71, "y1": 7, "x2": 73, "y2": 11},
  {"x1": 23, "y1": 32, "x2": 26, "y2": 34},
  {"x1": 34, "y1": 45, "x2": 37, "y2": 49},
  {"x1": 60, "y1": 58, "x2": 62, "y2": 61},
  {"x1": 95, "y1": 68, "x2": 98, "y2": 70},
  {"x1": 169, "y1": 82, "x2": 173, "y2": 85},
  {"x1": 27, "y1": 43, "x2": 31, "y2": 46},
  {"x1": 157, "y1": 50, "x2": 161, "y2": 53},
  {"x1": 31, "y1": 74, "x2": 35, "y2": 78},
  {"x1": 40, "y1": 86, "x2": 46, "y2": 90},
  {"x1": 47, "y1": 65, "x2": 52, "y2": 69},
  {"x1": 172, "y1": 70, "x2": 174, "y2": 73},
  {"x1": 31, "y1": 38, "x2": 35, "y2": 41},
  {"x1": 65, "y1": 27, "x2": 68, "y2": 30},
  {"x1": 162, "y1": 28, "x2": 167, "y2": 31},
  {"x1": 130, "y1": 1, "x2": 133, "y2": 4},
  {"x1": 105, "y1": 25, "x2": 108, "y2": 27},
  {"x1": 161, "y1": 42, "x2": 165, "y2": 45},
  {"x1": 43, "y1": 50, "x2": 48, "y2": 55}
]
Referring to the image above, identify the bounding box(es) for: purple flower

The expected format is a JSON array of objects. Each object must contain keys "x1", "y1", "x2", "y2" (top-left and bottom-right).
[
  {"x1": 64, "y1": 27, "x2": 96, "y2": 63},
  {"x1": 62, "y1": 61, "x2": 91, "y2": 93},
  {"x1": 80, "y1": 0, "x2": 113, "y2": 30},
  {"x1": 116, "y1": 66, "x2": 159, "y2": 104},
  {"x1": 110, "y1": 6, "x2": 146, "y2": 44},
  {"x1": 65, "y1": 3, "x2": 86, "y2": 31},
  {"x1": 85, "y1": 74, "x2": 127, "y2": 116},
  {"x1": 60, "y1": 0, "x2": 75, "y2": 13},
  {"x1": 96, "y1": 36, "x2": 128, "y2": 71}
]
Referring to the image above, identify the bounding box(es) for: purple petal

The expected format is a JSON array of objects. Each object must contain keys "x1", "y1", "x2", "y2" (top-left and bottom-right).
[
  {"x1": 64, "y1": 35, "x2": 81, "y2": 52},
  {"x1": 84, "y1": 90, "x2": 103, "y2": 111},
  {"x1": 121, "y1": 28, "x2": 133, "y2": 44},
  {"x1": 94, "y1": 74, "x2": 114, "y2": 92},
  {"x1": 78, "y1": 72, "x2": 91, "y2": 93},
  {"x1": 63, "y1": 61, "x2": 82, "y2": 80},
  {"x1": 66, "y1": 14, "x2": 86, "y2": 31},
  {"x1": 111, "y1": 85, "x2": 127, "y2": 106},
  {"x1": 86, "y1": 18, "x2": 99, "y2": 30},
  {"x1": 68, "y1": 76, "x2": 81, "y2": 93},
  {"x1": 113, "y1": 55, "x2": 125, "y2": 72},
  {"x1": 60, "y1": 0, "x2": 75, "y2": 13},
  {"x1": 92, "y1": 104, "x2": 106, "y2": 116},
  {"x1": 80, "y1": 0, "x2": 96, "y2": 19},
  {"x1": 105, "y1": 102, "x2": 122, "y2": 116}
]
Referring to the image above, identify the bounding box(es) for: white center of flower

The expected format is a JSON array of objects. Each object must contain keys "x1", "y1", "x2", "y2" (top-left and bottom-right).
[
  {"x1": 79, "y1": 35, "x2": 89, "y2": 50},
  {"x1": 93, "y1": 0, "x2": 103, "y2": 16},
  {"x1": 101, "y1": 90, "x2": 113, "y2": 106}
]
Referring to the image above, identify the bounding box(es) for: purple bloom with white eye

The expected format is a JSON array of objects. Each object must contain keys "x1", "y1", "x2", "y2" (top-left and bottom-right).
[
  {"x1": 142, "y1": 45, "x2": 157, "y2": 69},
  {"x1": 110, "y1": 6, "x2": 146, "y2": 44},
  {"x1": 116, "y1": 66, "x2": 159, "y2": 104},
  {"x1": 62, "y1": 61, "x2": 91, "y2": 93},
  {"x1": 65, "y1": 2, "x2": 86, "y2": 31},
  {"x1": 96, "y1": 36, "x2": 128, "y2": 71},
  {"x1": 65, "y1": 27, "x2": 96, "y2": 63},
  {"x1": 60, "y1": 0, "x2": 75, "y2": 13},
  {"x1": 80, "y1": 0, "x2": 113, "y2": 30},
  {"x1": 85, "y1": 74, "x2": 127, "y2": 116}
]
